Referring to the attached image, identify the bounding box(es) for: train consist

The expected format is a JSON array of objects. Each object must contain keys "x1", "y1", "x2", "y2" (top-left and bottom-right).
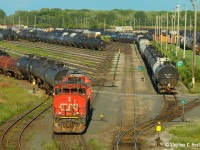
[
  {"x1": 180, "y1": 36, "x2": 200, "y2": 55},
  {"x1": 137, "y1": 39, "x2": 179, "y2": 93},
  {"x1": 0, "y1": 52, "x2": 92, "y2": 133},
  {"x1": 0, "y1": 29, "x2": 18, "y2": 41},
  {"x1": 154, "y1": 30, "x2": 200, "y2": 55},
  {"x1": 110, "y1": 32, "x2": 137, "y2": 43},
  {"x1": 109, "y1": 31, "x2": 154, "y2": 43},
  {"x1": 18, "y1": 29, "x2": 106, "y2": 50}
]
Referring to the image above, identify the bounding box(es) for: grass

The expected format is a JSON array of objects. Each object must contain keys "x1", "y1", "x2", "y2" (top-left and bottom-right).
[
  {"x1": 41, "y1": 140, "x2": 60, "y2": 150},
  {"x1": 88, "y1": 138, "x2": 109, "y2": 150},
  {"x1": 154, "y1": 42, "x2": 200, "y2": 70},
  {"x1": 101, "y1": 36, "x2": 111, "y2": 42},
  {"x1": 0, "y1": 76, "x2": 47, "y2": 126},
  {"x1": 168, "y1": 121, "x2": 200, "y2": 150}
]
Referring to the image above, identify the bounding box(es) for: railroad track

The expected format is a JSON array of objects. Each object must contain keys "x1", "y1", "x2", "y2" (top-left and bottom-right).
[
  {"x1": 0, "y1": 96, "x2": 51, "y2": 150},
  {"x1": 114, "y1": 42, "x2": 200, "y2": 149},
  {"x1": 116, "y1": 94, "x2": 200, "y2": 149},
  {"x1": 0, "y1": 40, "x2": 127, "y2": 149},
  {"x1": 0, "y1": 46, "x2": 115, "y2": 86},
  {"x1": 115, "y1": 44, "x2": 137, "y2": 149},
  {"x1": 1, "y1": 40, "x2": 122, "y2": 84},
  {"x1": 6, "y1": 40, "x2": 109, "y2": 57},
  {"x1": 53, "y1": 134, "x2": 90, "y2": 150}
]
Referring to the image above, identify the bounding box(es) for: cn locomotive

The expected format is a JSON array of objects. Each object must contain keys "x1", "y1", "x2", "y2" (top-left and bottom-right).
[
  {"x1": 53, "y1": 69, "x2": 92, "y2": 133},
  {"x1": 138, "y1": 39, "x2": 179, "y2": 93},
  {"x1": 0, "y1": 52, "x2": 92, "y2": 133}
]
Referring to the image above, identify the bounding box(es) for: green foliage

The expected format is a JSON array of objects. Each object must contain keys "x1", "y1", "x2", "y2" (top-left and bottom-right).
[
  {"x1": 178, "y1": 66, "x2": 192, "y2": 87},
  {"x1": 169, "y1": 121, "x2": 200, "y2": 150},
  {"x1": 153, "y1": 42, "x2": 200, "y2": 92},
  {"x1": 0, "y1": 76, "x2": 46, "y2": 126},
  {"x1": 3, "y1": 8, "x2": 200, "y2": 30},
  {"x1": 88, "y1": 138, "x2": 108, "y2": 150},
  {"x1": 1, "y1": 7, "x2": 200, "y2": 31},
  {"x1": 0, "y1": 9, "x2": 6, "y2": 24},
  {"x1": 41, "y1": 140, "x2": 60, "y2": 150},
  {"x1": 134, "y1": 11, "x2": 147, "y2": 20},
  {"x1": 101, "y1": 35, "x2": 111, "y2": 42}
]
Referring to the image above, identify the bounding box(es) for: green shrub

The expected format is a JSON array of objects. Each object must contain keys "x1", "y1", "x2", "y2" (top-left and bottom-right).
[{"x1": 89, "y1": 138, "x2": 108, "y2": 150}]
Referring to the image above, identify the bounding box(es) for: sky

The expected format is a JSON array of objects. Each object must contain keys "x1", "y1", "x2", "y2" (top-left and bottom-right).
[{"x1": 0, "y1": 0, "x2": 198, "y2": 16}]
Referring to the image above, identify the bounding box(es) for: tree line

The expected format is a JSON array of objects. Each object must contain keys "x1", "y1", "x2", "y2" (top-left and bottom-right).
[{"x1": 0, "y1": 8, "x2": 199, "y2": 30}]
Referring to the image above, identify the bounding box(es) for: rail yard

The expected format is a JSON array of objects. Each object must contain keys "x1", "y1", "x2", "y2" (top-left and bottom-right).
[{"x1": 1, "y1": 2, "x2": 200, "y2": 150}]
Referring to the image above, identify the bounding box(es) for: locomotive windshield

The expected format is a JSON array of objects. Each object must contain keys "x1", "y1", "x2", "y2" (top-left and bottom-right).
[
  {"x1": 55, "y1": 88, "x2": 61, "y2": 95},
  {"x1": 54, "y1": 87, "x2": 86, "y2": 95}
]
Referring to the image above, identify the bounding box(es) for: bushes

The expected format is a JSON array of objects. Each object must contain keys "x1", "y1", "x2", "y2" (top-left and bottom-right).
[
  {"x1": 178, "y1": 66, "x2": 192, "y2": 87},
  {"x1": 195, "y1": 68, "x2": 200, "y2": 82}
]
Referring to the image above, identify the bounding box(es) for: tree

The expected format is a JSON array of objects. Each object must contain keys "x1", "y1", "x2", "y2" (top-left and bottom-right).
[
  {"x1": 0, "y1": 9, "x2": 6, "y2": 24},
  {"x1": 134, "y1": 11, "x2": 147, "y2": 20}
]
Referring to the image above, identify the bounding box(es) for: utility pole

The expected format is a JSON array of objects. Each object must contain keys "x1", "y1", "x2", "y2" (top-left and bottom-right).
[
  {"x1": 62, "y1": 17, "x2": 65, "y2": 28},
  {"x1": 190, "y1": 15, "x2": 192, "y2": 35},
  {"x1": 166, "y1": 13, "x2": 168, "y2": 51},
  {"x1": 121, "y1": 16, "x2": 123, "y2": 26},
  {"x1": 13, "y1": 17, "x2": 15, "y2": 26},
  {"x1": 191, "y1": 0, "x2": 197, "y2": 90},
  {"x1": 134, "y1": 17, "x2": 135, "y2": 29},
  {"x1": 76, "y1": 17, "x2": 77, "y2": 28},
  {"x1": 139, "y1": 18, "x2": 141, "y2": 30},
  {"x1": 49, "y1": 17, "x2": 51, "y2": 28},
  {"x1": 34, "y1": 15, "x2": 36, "y2": 29},
  {"x1": 171, "y1": 11, "x2": 174, "y2": 47},
  {"x1": 97, "y1": 16, "x2": 99, "y2": 29},
  {"x1": 80, "y1": 18, "x2": 82, "y2": 29},
  {"x1": 154, "y1": 16, "x2": 157, "y2": 42},
  {"x1": 183, "y1": 5, "x2": 188, "y2": 59},
  {"x1": 4, "y1": 17, "x2": 6, "y2": 25},
  {"x1": 19, "y1": 16, "x2": 21, "y2": 30},
  {"x1": 156, "y1": 16, "x2": 159, "y2": 42},
  {"x1": 159, "y1": 16, "x2": 161, "y2": 45},
  {"x1": 160, "y1": 15, "x2": 162, "y2": 49},
  {"x1": 83, "y1": 18, "x2": 85, "y2": 29},
  {"x1": 173, "y1": 9, "x2": 177, "y2": 54},
  {"x1": 27, "y1": 16, "x2": 29, "y2": 27},
  {"x1": 104, "y1": 18, "x2": 106, "y2": 31},
  {"x1": 176, "y1": 5, "x2": 180, "y2": 57}
]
